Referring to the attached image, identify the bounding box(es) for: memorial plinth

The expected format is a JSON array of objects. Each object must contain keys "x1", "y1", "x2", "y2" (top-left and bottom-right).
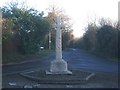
[
  {"x1": 46, "y1": 16, "x2": 72, "y2": 74},
  {"x1": 21, "y1": 70, "x2": 94, "y2": 84}
]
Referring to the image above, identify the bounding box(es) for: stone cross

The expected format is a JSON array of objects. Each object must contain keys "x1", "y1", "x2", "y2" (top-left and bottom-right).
[
  {"x1": 55, "y1": 16, "x2": 63, "y2": 61},
  {"x1": 46, "y1": 16, "x2": 72, "y2": 74}
]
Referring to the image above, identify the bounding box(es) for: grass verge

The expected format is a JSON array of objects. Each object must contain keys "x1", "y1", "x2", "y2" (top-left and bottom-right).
[{"x1": 2, "y1": 50, "x2": 53, "y2": 65}]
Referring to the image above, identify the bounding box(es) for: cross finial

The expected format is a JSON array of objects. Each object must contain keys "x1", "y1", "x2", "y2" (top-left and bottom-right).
[
  {"x1": 52, "y1": 16, "x2": 65, "y2": 30},
  {"x1": 56, "y1": 16, "x2": 61, "y2": 25}
]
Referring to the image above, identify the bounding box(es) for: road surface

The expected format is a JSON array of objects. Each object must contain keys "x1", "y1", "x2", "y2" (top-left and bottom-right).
[{"x1": 2, "y1": 48, "x2": 118, "y2": 74}]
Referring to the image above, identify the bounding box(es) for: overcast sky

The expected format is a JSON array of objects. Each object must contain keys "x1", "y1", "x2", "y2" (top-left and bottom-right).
[{"x1": 0, "y1": 0, "x2": 119, "y2": 37}]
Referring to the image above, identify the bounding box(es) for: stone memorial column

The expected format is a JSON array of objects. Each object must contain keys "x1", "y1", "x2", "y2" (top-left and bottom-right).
[{"x1": 46, "y1": 16, "x2": 72, "y2": 74}]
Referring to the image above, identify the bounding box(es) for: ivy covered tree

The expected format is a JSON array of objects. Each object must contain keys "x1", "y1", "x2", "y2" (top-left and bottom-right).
[
  {"x1": 2, "y1": 2, "x2": 50, "y2": 54},
  {"x1": 95, "y1": 25, "x2": 118, "y2": 57}
]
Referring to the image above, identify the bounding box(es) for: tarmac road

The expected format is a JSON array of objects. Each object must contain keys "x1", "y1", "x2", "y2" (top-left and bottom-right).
[
  {"x1": 64, "y1": 48, "x2": 118, "y2": 74},
  {"x1": 2, "y1": 48, "x2": 118, "y2": 74}
]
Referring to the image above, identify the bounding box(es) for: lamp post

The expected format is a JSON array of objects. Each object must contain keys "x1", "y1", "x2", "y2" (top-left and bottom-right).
[{"x1": 118, "y1": 1, "x2": 120, "y2": 23}]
